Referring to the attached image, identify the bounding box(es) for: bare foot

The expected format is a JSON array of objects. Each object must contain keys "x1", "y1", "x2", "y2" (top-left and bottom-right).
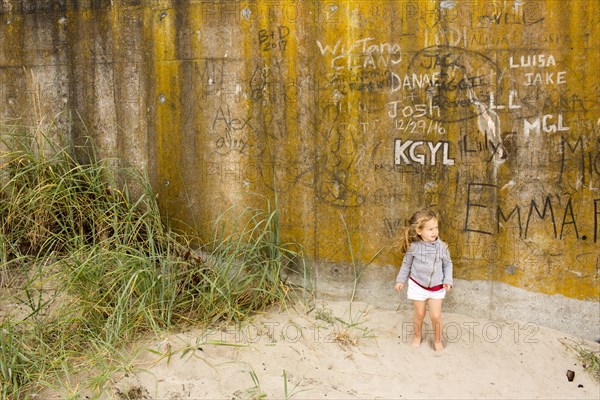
[
  {"x1": 434, "y1": 341, "x2": 444, "y2": 352},
  {"x1": 411, "y1": 337, "x2": 422, "y2": 347}
]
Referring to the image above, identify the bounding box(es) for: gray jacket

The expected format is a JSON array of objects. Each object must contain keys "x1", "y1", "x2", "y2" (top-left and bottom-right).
[{"x1": 395, "y1": 238, "x2": 453, "y2": 288}]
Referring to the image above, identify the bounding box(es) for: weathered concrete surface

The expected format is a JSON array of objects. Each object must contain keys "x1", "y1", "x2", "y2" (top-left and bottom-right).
[{"x1": 0, "y1": 1, "x2": 598, "y2": 334}]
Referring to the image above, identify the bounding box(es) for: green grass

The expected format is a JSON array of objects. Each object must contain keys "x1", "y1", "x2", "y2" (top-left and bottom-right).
[
  {"x1": 575, "y1": 344, "x2": 600, "y2": 382},
  {"x1": 0, "y1": 129, "x2": 304, "y2": 399},
  {"x1": 560, "y1": 338, "x2": 600, "y2": 383}
]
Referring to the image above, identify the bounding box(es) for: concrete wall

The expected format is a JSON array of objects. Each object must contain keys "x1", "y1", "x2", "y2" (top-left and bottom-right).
[{"x1": 1, "y1": 1, "x2": 598, "y2": 337}]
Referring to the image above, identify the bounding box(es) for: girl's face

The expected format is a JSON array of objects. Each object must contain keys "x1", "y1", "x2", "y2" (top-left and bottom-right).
[{"x1": 417, "y1": 218, "x2": 438, "y2": 242}]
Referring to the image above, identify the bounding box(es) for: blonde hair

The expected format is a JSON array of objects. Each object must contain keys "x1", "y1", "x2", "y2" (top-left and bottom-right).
[{"x1": 398, "y1": 209, "x2": 439, "y2": 253}]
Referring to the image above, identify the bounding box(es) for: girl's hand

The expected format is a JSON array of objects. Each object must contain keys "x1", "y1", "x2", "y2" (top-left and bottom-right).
[
  {"x1": 443, "y1": 284, "x2": 452, "y2": 291},
  {"x1": 395, "y1": 282, "x2": 405, "y2": 292}
]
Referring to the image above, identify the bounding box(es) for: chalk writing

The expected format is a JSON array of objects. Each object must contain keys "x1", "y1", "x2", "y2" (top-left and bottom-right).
[
  {"x1": 211, "y1": 105, "x2": 252, "y2": 153},
  {"x1": 523, "y1": 114, "x2": 570, "y2": 137},
  {"x1": 373, "y1": 188, "x2": 409, "y2": 206},
  {"x1": 387, "y1": 102, "x2": 440, "y2": 119},
  {"x1": 384, "y1": 218, "x2": 402, "y2": 237},
  {"x1": 258, "y1": 26, "x2": 290, "y2": 52},
  {"x1": 465, "y1": 183, "x2": 598, "y2": 242},
  {"x1": 394, "y1": 118, "x2": 447, "y2": 136},
  {"x1": 460, "y1": 131, "x2": 516, "y2": 162},
  {"x1": 407, "y1": 46, "x2": 499, "y2": 123},
  {"x1": 559, "y1": 136, "x2": 600, "y2": 189},
  {"x1": 524, "y1": 72, "x2": 567, "y2": 86},
  {"x1": 328, "y1": 70, "x2": 391, "y2": 93},
  {"x1": 509, "y1": 54, "x2": 557, "y2": 68},
  {"x1": 476, "y1": 1, "x2": 545, "y2": 26},
  {"x1": 316, "y1": 38, "x2": 402, "y2": 70},
  {"x1": 394, "y1": 139, "x2": 455, "y2": 166}
]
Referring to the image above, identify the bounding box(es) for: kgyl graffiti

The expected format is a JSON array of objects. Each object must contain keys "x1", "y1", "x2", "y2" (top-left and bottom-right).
[{"x1": 394, "y1": 139, "x2": 455, "y2": 166}]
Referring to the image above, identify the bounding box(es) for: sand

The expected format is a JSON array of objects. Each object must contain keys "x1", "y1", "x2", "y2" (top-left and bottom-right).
[{"x1": 104, "y1": 300, "x2": 600, "y2": 400}]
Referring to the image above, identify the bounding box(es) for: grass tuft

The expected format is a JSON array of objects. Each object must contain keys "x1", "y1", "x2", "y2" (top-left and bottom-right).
[
  {"x1": 560, "y1": 338, "x2": 600, "y2": 382},
  {"x1": 576, "y1": 344, "x2": 600, "y2": 382},
  {"x1": 0, "y1": 129, "x2": 303, "y2": 399}
]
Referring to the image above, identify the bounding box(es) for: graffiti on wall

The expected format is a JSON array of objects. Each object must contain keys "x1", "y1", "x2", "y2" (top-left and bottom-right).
[{"x1": 1, "y1": 0, "x2": 598, "y2": 297}]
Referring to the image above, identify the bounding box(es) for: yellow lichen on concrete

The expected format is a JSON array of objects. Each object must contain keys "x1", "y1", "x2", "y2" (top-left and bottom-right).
[
  {"x1": 149, "y1": 7, "x2": 185, "y2": 225},
  {"x1": 0, "y1": 0, "x2": 598, "y2": 301}
]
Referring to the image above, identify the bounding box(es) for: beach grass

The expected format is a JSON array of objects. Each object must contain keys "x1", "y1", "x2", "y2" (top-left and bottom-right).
[
  {"x1": 576, "y1": 343, "x2": 600, "y2": 382},
  {"x1": 0, "y1": 129, "x2": 303, "y2": 399}
]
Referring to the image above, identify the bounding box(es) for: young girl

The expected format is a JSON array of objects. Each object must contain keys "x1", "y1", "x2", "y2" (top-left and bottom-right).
[{"x1": 394, "y1": 209, "x2": 453, "y2": 351}]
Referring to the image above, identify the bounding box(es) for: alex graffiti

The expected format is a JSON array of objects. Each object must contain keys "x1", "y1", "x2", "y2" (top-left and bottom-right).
[
  {"x1": 212, "y1": 105, "x2": 253, "y2": 153},
  {"x1": 394, "y1": 139, "x2": 455, "y2": 166}
]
